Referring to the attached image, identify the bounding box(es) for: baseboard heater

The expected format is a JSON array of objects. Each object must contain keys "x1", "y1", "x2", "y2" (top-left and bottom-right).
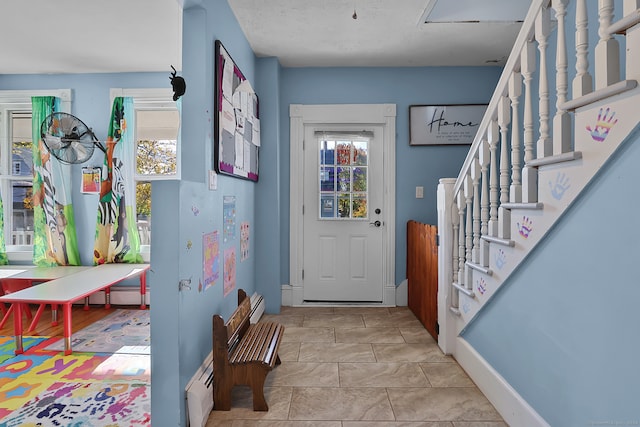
[{"x1": 185, "y1": 291, "x2": 265, "y2": 427}]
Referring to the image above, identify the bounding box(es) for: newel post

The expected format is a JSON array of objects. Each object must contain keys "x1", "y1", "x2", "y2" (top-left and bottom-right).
[{"x1": 437, "y1": 178, "x2": 457, "y2": 355}]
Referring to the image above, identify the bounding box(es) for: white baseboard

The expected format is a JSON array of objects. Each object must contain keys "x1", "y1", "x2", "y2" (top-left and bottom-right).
[
  {"x1": 281, "y1": 284, "x2": 292, "y2": 307},
  {"x1": 396, "y1": 279, "x2": 408, "y2": 306},
  {"x1": 455, "y1": 338, "x2": 550, "y2": 427}
]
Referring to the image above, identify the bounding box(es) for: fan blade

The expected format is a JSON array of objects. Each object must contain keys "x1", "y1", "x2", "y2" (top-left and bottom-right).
[
  {"x1": 70, "y1": 140, "x2": 89, "y2": 160},
  {"x1": 43, "y1": 134, "x2": 63, "y2": 149}
]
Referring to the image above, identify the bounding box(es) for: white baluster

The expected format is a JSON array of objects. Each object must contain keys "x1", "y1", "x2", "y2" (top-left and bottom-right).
[
  {"x1": 451, "y1": 203, "x2": 460, "y2": 286},
  {"x1": 509, "y1": 71, "x2": 522, "y2": 203},
  {"x1": 479, "y1": 137, "x2": 491, "y2": 267},
  {"x1": 498, "y1": 96, "x2": 510, "y2": 205},
  {"x1": 552, "y1": 0, "x2": 572, "y2": 154},
  {"x1": 451, "y1": 203, "x2": 460, "y2": 309},
  {"x1": 498, "y1": 96, "x2": 511, "y2": 240},
  {"x1": 595, "y1": 0, "x2": 620, "y2": 89},
  {"x1": 471, "y1": 158, "x2": 481, "y2": 264},
  {"x1": 457, "y1": 191, "x2": 466, "y2": 287},
  {"x1": 487, "y1": 119, "x2": 500, "y2": 237},
  {"x1": 625, "y1": 0, "x2": 640, "y2": 13},
  {"x1": 573, "y1": 0, "x2": 593, "y2": 97},
  {"x1": 464, "y1": 175, "x2": 473, "y2": 286},
  {"x1": 624, "y1": 0, "x2": 640, "y2": 81},
  {"x1": 521, "y1": 40, "x2": 538, "y2": 203},
  {"x1": 536, "y1": 5, "x2": 553, "y2": 158}
]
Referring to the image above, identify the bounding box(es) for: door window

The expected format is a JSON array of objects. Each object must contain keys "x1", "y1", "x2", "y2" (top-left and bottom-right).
[{"x1": 317, "y1": 135, "x2": 369, "y2": 220}]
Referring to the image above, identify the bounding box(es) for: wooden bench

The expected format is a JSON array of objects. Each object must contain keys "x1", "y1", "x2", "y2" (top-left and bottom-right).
[{"x1": 212, "y1": 289, "x2": 284, "y2": 411}]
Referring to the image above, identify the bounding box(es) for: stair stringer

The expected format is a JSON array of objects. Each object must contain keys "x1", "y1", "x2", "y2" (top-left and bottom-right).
[{"x1": 454, "y1": 86, "x2": 640, "y2": 335}]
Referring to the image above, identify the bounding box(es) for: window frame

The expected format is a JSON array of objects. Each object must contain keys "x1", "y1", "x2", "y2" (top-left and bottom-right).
[
  {"x1": 110, "y1": 88, "x2": 181, "y2": 261},
  {"x1": 0, "y1": 89, "x2": 71, "y2": 261}
]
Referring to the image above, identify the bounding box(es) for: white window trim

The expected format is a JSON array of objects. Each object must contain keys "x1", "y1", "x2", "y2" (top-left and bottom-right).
[
  {"x1": 110, "y1": 88, "x2": 180, "y2": 261},
  {"x1": 109, "y1": 88, "x2": 181, "y2": 181},
  {"x1": 0, "y1": 89, "x2": 71, "y2": 262}
]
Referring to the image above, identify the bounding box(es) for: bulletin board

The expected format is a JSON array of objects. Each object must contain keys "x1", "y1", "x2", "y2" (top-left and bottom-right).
[{"x1": 214, "y1": 40, "x2": 260, "y2": 181}]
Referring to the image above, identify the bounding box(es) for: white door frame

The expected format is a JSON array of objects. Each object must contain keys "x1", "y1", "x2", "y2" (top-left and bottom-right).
[{"x1": 289, "y1": 104, "x2": 397, "y2": 306}]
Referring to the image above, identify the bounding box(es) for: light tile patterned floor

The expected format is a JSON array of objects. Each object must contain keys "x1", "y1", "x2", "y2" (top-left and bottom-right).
[{"x1": 206, "y1": 306, "x2": 507, "y2": 427}]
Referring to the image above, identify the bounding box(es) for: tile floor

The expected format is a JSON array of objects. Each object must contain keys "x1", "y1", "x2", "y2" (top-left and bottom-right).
[{"x1": 206, "y1": 306, "x2": 507, "y2": 427}]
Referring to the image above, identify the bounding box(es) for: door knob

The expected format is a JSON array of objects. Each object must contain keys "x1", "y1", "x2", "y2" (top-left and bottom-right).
[{"x1": 370, "y1": 220, "x2": 381, "y2": 227}]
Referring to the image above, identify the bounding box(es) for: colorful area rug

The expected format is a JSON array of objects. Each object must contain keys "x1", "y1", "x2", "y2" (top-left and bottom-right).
[
  {"x1": 0, "y1": 341, "x2": 150, "y2": 425},
  {"x1": 43, "y1": 309, "x2": 150, "y2": 354},
  {"x1": 0, "y1": 381, "x2": 150, "y2": 426},
  {"x1": 0, "y1": 337, "x2": 48, "y2": 364}
]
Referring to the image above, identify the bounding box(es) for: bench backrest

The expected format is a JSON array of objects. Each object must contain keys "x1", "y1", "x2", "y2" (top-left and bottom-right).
[{"x1": 213, "y1": 289, "x2": 251, "y2": 365}]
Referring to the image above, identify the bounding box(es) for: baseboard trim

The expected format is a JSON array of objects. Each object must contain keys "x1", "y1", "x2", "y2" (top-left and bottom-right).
[
  {"x1": 455, "y1": 338, "x2": 550, "y2": 427},
  {"x1": 281, "y1": 283, "x2": 400, "y2": 307},
  {"x1": 281, "y1": 284, "x2": 292, "y2": 307}
]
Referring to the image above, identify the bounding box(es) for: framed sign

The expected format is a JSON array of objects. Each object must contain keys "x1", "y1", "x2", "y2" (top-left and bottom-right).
[
  {"x1": 409, "y1": 104, "x2": 486, "y2": 145},
  {"x1": 214, "y1": 40, "x2": 260, "y2": 181}
]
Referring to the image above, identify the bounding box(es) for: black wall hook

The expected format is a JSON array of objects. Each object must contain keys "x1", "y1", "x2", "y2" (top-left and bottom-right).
[{"x1": 170, "y1": 65, "x2": 186, "y2": 101}]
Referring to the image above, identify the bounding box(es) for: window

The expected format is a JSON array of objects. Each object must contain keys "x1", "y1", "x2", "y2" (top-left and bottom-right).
[
  {"x1": 317, "y1": 133, "x2": 370, "y2": 219},
  {"x1": 110, "y1": 89, "x2": 180, "y2": 256},
  {"x1": 0, "y1": 90, "x2": 71, "y2": 259}
]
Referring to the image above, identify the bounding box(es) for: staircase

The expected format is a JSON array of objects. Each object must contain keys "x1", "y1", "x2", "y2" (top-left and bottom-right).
[{"x1": 436, "y1": 0, "x2": 640, "y2": 424}]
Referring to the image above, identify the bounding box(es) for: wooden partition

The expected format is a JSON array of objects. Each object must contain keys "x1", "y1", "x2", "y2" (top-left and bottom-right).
[{"x1": 407, "y1": 220, "x2": 438, "y2": 340}]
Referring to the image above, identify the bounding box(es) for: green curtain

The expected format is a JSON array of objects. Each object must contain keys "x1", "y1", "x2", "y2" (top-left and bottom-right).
[
  {"x1": 31, "y1": 97, "x2": 81, "y2": 266},
  {"x1": 0, "y1": 196, "x2": 8, "y2": 265},
  {"x1": 94, "y1": 97, "x2": 142, "y2": 264}
]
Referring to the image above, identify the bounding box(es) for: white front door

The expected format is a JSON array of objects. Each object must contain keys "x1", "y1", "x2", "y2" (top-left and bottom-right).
[
  {"x1": 289, "y1": 104, "x2": 396, "y2": 306},
  {"x1": 303, "y1": 127, "x2": 384, "y2": 302}
]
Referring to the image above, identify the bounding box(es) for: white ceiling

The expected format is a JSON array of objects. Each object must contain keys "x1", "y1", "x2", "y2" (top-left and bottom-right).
[
  {"x1": 0, "y1": 0, "x2": 183, "y2": 75},
  {"x1": 228, "y1": 0, "x2": 531, "y2": 67},
  {"x1": 0, "y1": 0, "x2": 531, "y2": 75}
]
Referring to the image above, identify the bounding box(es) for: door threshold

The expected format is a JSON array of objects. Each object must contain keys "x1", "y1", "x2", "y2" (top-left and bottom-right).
[{"x1": 299, "y1": 300, "x2": 387, "y2": 307}]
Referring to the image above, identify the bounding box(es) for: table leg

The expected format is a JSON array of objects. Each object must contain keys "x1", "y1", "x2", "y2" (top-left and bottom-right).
[
  {"x1": 63, "y1": 303, "x2": 73, "y2": 355},
  {"x1": 13, "y1": 303, "x2": 24, "y2": 355},
  {"x1": 140, "y1": 271, "x2": 147, "y2": 309},
  {"x1": 51, "y1": 304, "x2": 58, "y2": 326},
  {"x1": 83, "y1": 297, "x2": 89, "y2": 311},
  {"x1": 105, "y1": 286, "x2": 111, "y2": 309}
]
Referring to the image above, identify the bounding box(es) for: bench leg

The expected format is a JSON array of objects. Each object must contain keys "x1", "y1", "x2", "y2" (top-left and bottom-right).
[
  {"x1": 213, "y1": 375, "x2": 232, "y2": 411},
  {"x1": 250, "y1": 369, "x2": 270, "y2": 411}
]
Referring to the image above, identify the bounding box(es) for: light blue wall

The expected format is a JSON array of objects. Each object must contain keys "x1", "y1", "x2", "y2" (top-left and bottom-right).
[
  {"x1": 153, "y1": 2, "x2": 260, "y2": 425},
  {"x1": 463, "y1": 127, "x2": 640, "y2": 426},
  {"x1": 278, "y1": 67, "x2": 502, "y2": 285},
  {"x1": 254, "y1": 57, "x2": 283, "y2": 313}
]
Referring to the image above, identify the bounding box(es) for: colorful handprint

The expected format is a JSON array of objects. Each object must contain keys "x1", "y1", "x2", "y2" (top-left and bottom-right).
[
  {"x1": 517, "y1": 216, "x2": 533, "y2": 238},
  {"x1": 586, "y1": 107, "x2": 617, "y2": 142},
  {"x1": 476, "y1": 278, "x2": 487, "y2": 295}
]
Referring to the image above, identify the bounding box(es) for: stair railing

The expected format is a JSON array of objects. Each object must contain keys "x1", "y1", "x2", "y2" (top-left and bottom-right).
[{"x1": 437, "y1": 0, "x2": 640, "y2": 342}]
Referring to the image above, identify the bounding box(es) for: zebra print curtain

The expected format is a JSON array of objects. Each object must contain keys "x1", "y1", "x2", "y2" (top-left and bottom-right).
[
  {"x1": 93, "y1": 97, "x2": 142, "y2": 264},
  {"x1": 31, "y1": 96, "x2": 81, "y2": 266}
]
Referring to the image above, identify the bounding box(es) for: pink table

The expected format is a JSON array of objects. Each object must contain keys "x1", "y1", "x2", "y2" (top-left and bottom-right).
[{"x1": 0, "y1": 263, "x2": 149, "y2": 355}]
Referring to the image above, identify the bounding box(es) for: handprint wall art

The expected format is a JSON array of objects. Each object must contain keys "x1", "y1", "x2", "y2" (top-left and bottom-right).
[
  {"x1": 586, "y1": 107, "x2": 617, "y2": 142},
  {"x1": 476, "y1": 277, "x2": 487, "y2": 295},
  {"x1": 549, "y1": 172, "x2": 571, "y2": 200},
  {"x1": 517, "y1": 216, "x2": 533, "y2": 238},
  {"x1": 494, "y1": 249, "x2": 506, "y2": 270}
]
